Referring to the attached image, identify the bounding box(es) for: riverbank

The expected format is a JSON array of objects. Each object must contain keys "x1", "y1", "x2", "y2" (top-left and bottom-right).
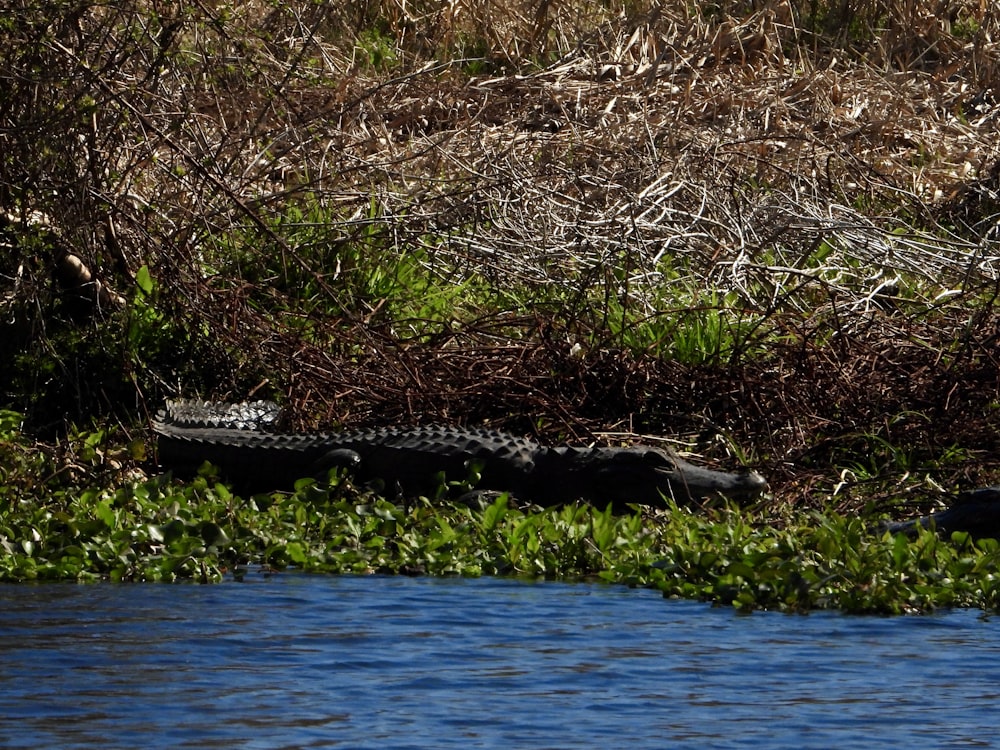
[
  {"x1": 3, "y1": 410, "x2": 1000, "y2": 613},
  {"x1": 2, "y1": 0, "x2": 999, "y2": 609}
]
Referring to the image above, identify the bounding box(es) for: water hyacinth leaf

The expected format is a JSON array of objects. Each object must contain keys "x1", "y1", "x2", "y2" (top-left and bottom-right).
[
  {"x1": 293, "y1": 476, "x2": 316, "y2": 492},
  {"x1": 200, "y1": 522, "x2": 230, "y2": 547},
  {"x1": 949, "y1": 531, "x2": 973, "y2": 548},
  {"x1": 727, "y1": 561, "x2": 756, "y2": 580},
  {"x1": 160, "y1": 519, "x2": 188, "y2": 544},
  {"x1": 95, "y1": 498, "x2": 116, "y2": 528},
  {"x1": 374, "y1": 505, "x2": 396, "y2": 521},
  {"x1": 977, "y1": 538, "x2": 1000, "y2": 553},
  {"x1": 697, "y1": 551, "x2": 720, "y2": 571},
  {"x1": 285, "y1": 542, "x2": 307, "y2": 565},
  {"x1": 892, "y1": 532, "x2": 910, "y2": 568},
  {"x1": 480, "y1": 495, "x2": 508, "y2": 531}
]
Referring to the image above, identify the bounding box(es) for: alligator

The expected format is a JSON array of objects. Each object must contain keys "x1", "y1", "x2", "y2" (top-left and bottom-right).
[
  {"x1": 883, "y1": 486, "x2": 1000, "y2": 539},
  {"x1": 153, "y1": 400, "x2": 768, "y2": 510}
]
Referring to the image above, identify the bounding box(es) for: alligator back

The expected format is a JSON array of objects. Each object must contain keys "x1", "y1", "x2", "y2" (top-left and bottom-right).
[
  {"x1": 154, "y1": 423, "x2": 337, "y2": 490},
  {"x1": 321, "y1": 424, "x2": 541, "y2": 497},
  {"x1": 153, "y1": 400, "x2": 541, "y2": 495}
]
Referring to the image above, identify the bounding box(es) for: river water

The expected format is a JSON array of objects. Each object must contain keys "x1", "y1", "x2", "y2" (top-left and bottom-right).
[{"x1": 0, "y1": 574, "x2": 996, "y2": 748}]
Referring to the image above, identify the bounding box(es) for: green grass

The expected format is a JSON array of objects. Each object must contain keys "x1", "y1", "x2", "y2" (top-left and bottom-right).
[{"x1": 207, "y1": 201, "x2": 503, "y2": 339}]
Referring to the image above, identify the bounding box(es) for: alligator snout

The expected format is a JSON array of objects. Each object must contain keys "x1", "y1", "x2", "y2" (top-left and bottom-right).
[
  {"x1": 670, "y1": 457, "x2": 768, "y2": 501},
  {"x1": 562, "y1": 446, "x2": 767, "y2": 509}
]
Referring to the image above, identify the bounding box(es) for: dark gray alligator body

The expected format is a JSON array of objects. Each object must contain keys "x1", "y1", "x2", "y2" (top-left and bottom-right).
[
  {"x1": 154, "y1": 400, "x2": 767, "y2": 509},
  {"x1": 884, "y1": 486, "x2": 1000, "y2": 539}
]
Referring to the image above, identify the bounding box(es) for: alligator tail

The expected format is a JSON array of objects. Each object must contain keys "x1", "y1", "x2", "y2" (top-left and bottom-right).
[{"x1": 158, "y1": 399, "x2": 283, "y2": 432}]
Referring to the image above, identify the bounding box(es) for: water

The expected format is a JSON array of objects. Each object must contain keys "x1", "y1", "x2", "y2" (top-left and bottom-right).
[{"x1": 0, "y1": 574, "x2": 997, "y2": 749}]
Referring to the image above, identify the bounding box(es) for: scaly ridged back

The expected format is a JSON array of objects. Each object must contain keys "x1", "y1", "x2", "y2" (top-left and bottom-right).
[
  {"x1": 154, "y1": 400, "x2": 542, "y2": 463},
  {"x1": 159, "y1": 399, "x2": 283, "y2": 431}
]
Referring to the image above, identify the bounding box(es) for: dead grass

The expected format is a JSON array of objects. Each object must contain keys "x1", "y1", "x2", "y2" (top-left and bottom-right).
[{"x1": 3, "y1": 0, "x2": 1000, "y2": 515}]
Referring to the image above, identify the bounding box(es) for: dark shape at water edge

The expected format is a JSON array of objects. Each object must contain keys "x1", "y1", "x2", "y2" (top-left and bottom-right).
[
  {"x1": 884, "y1": 486, "x2": 1000, "y2": 539},
  {"x1": 152, "y1": 399, "x2": 768, "y2": 510}
]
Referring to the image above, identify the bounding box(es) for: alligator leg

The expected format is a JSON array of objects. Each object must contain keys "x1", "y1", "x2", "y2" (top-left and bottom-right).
[{"x1": 312, "y1": 448, "x2": 362, "y2": 479}]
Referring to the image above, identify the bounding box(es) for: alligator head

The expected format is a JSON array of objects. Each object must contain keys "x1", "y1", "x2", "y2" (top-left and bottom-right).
[{"x1": 541, "y1": 445, "x2": 767, "y2": 509}]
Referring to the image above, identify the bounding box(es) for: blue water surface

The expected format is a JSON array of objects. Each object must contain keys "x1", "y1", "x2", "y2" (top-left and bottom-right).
[{"x1": 0, "y1": 574, "x2": 997, "y2": 749}]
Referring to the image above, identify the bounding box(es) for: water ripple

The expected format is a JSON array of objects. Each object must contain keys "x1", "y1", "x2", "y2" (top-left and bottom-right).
[{"x1": 0, "y1": 575, "x2": 997, "y2": 748}]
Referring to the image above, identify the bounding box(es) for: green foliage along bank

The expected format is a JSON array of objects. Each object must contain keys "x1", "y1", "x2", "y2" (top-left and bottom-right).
[{"x1": 3, "y1": 412, "x2": 1000, "y2": 615}]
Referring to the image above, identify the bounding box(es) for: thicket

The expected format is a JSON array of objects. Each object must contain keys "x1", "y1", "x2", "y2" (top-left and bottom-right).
[{"x1": 2, "y1": 0, "x2": 1000, "y2": 599}]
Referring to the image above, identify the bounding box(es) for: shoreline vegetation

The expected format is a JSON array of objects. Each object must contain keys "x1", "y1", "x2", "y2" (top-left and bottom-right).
[{"x1": 2, "y1": 0, "x2": 1000, "y2": 611}]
